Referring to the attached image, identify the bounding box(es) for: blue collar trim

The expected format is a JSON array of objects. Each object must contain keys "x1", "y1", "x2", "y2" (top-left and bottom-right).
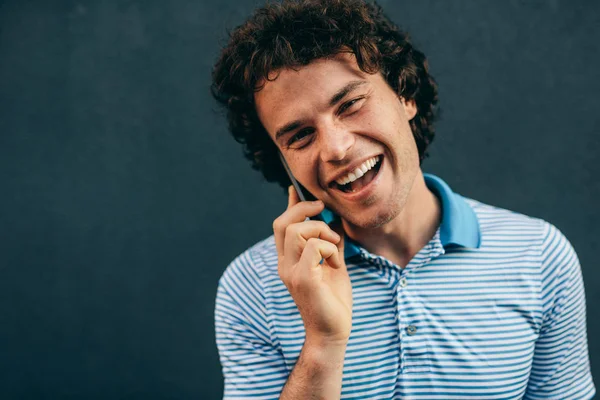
[
  {"x1": 423, "y1": 173, "x2": 481, "y2": 249},
  {"x1": 320, "y1": 173, "x2": 481, "y2": 259}
]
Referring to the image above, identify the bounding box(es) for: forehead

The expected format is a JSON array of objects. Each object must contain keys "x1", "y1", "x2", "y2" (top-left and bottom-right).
[{"x1": 254, "y1": 53, "x2": 371, "y2": 135}]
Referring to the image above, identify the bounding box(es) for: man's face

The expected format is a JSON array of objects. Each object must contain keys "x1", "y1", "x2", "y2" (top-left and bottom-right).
[{"x1": 255, "y1": 53, "x2": 420, "y2": 229}]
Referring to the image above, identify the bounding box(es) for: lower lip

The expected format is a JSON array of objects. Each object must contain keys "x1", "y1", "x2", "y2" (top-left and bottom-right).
[{"x1": 335, "y1": 157, "x2": 384, "y2": 202}]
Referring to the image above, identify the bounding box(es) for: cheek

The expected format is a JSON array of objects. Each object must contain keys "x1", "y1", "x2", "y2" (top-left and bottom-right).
[
  {"x1": 288, "y1": 155, "x2": 318, "y2": 186},
  {"x1": 359, "y1": 108, "x2": 399, "y2": 143},
  {"x1": 348, "y1": 104, "x2": 384, "y2": 135},
  {"x1": 364, "y1": 97, "x2": 404, "y2": 130}
]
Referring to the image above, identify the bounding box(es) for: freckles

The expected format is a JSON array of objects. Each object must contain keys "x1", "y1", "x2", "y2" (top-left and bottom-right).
[{"x1": 289, "y1": 153, "x2": 317, "y2": 180}]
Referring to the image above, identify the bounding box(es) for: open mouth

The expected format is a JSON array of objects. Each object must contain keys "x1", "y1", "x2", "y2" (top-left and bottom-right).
[{"x1": 331, "y1": 155, "x2": 383, "y2": 194}]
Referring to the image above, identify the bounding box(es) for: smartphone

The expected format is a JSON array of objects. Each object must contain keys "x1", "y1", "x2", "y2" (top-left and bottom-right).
[{"x1": 278, "y1": 152, "x2": 327, "y2": 222}]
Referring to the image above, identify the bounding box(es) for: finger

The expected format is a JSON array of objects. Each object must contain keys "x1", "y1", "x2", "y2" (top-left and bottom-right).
[
  {"x1": 274, "y1": 199, "x2": 324, "y2": 258},
  {"x1": 287, "y1": 185, "x2": 300, "y2": 209},
  {"x1": 299, "y1": 238, "x2": 341, "y2": 274},
  {"x1": 284, "y1": 220, "x2": 341, "y2": 262},
  {"x1": 289, "y1": 238, "x2": 335, "y2": 290}
]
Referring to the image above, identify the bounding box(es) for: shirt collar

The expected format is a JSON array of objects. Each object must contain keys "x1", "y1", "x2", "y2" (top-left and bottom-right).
[
  {"x1": 423, "y1": 173, "x2": 481, "y2": 249},
  {"x1": 321, "y1": 173, "x2": 481, "y2": 259}
]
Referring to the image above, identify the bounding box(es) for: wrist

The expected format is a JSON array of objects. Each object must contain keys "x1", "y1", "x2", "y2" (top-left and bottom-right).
[{"x1": 303, "y1": 335, "x2": 348, "y2": 367}]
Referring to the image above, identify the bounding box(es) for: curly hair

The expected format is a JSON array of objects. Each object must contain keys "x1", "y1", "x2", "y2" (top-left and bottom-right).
[{"x1": 211, "y1": 0, "x2": 438, "y2": 189}]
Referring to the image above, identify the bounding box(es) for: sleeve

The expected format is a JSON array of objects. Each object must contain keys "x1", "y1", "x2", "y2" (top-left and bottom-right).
[
  {"x1": 215, "y1": 251, "x2": 289, "y2": 399},
  {"x1": 524, "y1": 223, "x2": 595, "y2": 400}
]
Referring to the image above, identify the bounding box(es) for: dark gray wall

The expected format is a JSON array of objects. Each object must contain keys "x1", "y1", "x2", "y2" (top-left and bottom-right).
[{"x1": 0, "y1": 1, "x2": 598, "y2": 399}]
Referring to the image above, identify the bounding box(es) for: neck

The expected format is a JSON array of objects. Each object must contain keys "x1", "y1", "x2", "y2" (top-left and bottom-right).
[{"x1": 342, "y1": 172, "x2": 441, "y2": 268}]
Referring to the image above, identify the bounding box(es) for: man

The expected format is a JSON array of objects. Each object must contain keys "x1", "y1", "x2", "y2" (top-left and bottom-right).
[{"x1": 211, "y1": 0, "x2": 595, "y2": 398}]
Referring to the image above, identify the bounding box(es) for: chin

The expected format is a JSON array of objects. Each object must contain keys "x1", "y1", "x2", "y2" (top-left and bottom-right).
[
  {"x1": 343, "y1": 181, "x2": 415, "y2": 229},
  {"x1": 338, "y1": 199, "x2": 403, "y2": 229},
  {"x1": 353, "y1": 209, "x2": 400, "y2": 229}
]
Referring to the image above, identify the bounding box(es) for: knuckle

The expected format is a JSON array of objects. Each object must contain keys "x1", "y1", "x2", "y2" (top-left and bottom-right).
[
  {"x1": 320, "y1": 222, "x2": 333, "y2": 236},
  {"x1": 322, "y1": 241, "x2": 337, "y2": 257},
  {"x1": 306, "y1": 237, "x2": 321, "y2": 249},
  {"x1": 278, "y1": 267, "x2": 287, "y2": 282},
  {"x1": 290, "y1": 275, "x2": 304, "y2": 290},
  {"x1": 272, "y1": 217, "x2": 283, "y2": 232},
  {"x1": 316, "y1": 221, "x2": 328, "y2": 230},
  {"x1": 285, "y1": 222, "x2": 300, "y2": 238}
]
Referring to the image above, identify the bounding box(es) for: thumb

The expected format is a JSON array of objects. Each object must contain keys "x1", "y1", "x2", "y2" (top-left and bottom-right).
[{"x1": 287, "y1": 185, "x2": 300, "y2": 209}]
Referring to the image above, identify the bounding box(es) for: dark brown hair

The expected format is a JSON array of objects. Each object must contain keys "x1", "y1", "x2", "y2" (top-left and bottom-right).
[{"x1": 211, "y1": 0, "x2": 438, "y2": 189}]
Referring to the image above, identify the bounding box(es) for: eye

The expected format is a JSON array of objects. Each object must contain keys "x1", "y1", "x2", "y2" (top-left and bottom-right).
[
  {"x1": 338, "y1": 97, "x2": 364, "y2": 115},
  {"x1": 287, "y1": 128, "x2": 315, "y2": 148}
]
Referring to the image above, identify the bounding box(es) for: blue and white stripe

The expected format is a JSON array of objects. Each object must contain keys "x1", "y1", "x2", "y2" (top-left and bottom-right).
[{"x1": 215, "y1": 174, "x2": 594, "y2": 399}]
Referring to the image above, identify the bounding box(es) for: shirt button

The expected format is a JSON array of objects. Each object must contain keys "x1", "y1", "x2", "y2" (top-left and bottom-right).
[
  {"x1": 399, "y1": 277, "x2": 408, "y2": 288},
  {"x1": 406, "y1": 325, "x2": 417, "y2": 335}
]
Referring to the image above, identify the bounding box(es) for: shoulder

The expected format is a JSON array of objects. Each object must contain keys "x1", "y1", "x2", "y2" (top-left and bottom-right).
[
  {"x1": 463, "y1": 196, "x2": 579, "y2": 275},
  {"x1": 465, "y1": 196, "x2": 547, "y2": 232},
  {"x1": 463, "y1": 196, "x2": 562, "y2": 246},
  {"x1": 217, "y1": 235, "x2": 279, "y2": 294}
]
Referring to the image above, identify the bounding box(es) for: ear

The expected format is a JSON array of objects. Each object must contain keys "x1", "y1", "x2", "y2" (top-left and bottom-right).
[{"x1": 400, "y1": 98, "x2": 418, "y2": 121}]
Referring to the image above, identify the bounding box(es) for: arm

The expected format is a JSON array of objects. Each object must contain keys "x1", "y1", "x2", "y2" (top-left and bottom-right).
[
  {"x1": 524, "y1": 223, "x2": 595, "y2": 400},
  {"x1": 274, "y1": 187, "x2": 352, "y2": 400},
  {"x1": 216, "y1": 269, "x2": 289, "y2": 399},
  {"x1": 216, "y1": 187, "x2": 351, "y2": 399},
  {"x1": 217, "y1": 275, "x2": 347, "y2": 400},
  {"x1": 216, "y1": 247, "x2": 349, "y2": 398},
  {"x1": 280, "y1": 339, "x2": 346, "y2": 400}
]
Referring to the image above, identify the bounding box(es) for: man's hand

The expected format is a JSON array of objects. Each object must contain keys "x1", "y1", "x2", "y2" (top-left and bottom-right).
[{"x1": 273, "y1": 186, "x2": 353, "y2": 347}]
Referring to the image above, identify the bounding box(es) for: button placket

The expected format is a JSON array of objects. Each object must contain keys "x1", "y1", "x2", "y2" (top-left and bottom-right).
[
  {"x1": 396, "y1": 273, "x2": 411, "y2": 371},
  {"x1": 397, "y1": 271, "x2": 430, "y2": 373},
  {"x1": 396, "y1": 275, "x2": 404, "y2": 370}
]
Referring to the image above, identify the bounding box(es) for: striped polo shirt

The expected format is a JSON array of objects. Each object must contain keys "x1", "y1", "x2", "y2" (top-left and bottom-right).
[{"x1": 215, "y1": 173, "x2": 595, "y2": 399}]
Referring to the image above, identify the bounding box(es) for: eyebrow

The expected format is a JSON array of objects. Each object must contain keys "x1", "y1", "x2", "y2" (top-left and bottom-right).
[{"x1": 275, "y1": 80, "x2": 368, "y2": 141}]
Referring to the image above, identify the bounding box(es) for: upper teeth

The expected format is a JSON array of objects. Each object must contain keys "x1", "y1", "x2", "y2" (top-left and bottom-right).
[{"x1": 335, "y1": 156, "x2": 380, "y2": 186}]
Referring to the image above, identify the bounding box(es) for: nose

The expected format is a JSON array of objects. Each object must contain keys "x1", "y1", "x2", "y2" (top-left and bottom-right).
[{"x1": 318, "y1": 121, "x2": 354, "y2": 163}]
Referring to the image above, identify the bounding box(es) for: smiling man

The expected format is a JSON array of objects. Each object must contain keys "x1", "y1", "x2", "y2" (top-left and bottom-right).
[
  {"x1": 254, "y1": 53, "x2": 439, "y2": 269},
  {"x1": 211, "y1": 1, "x2": 594, "y2": 399}
]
